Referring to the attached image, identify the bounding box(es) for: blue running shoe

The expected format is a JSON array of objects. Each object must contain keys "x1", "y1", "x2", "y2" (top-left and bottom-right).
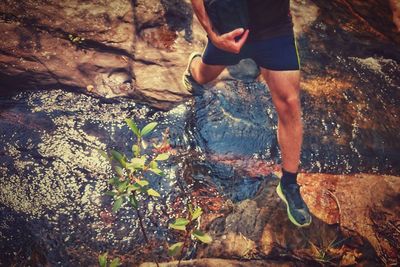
[{"x1": 276, "y1": 182, "x2": 312, "y2": 227}]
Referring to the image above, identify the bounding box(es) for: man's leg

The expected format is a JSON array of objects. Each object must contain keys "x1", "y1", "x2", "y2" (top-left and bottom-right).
[
  {"x1": 190, "y1": 56, "x2": 225, "y2": 85},
  {"x1": 184, "y1": 37, "x2": 243, "y2": 92},
  {"x1": 182, "y1": 52, "x2": 226, "y2": 95},
  {"x1": 261, "y1": 68, "x2": 311, "y2": 227},
  {"x1": 260, "y1": 69, "x2": 302, "y2": 172}
]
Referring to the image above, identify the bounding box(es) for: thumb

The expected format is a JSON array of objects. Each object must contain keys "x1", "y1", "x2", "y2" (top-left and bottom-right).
[{"x1": 227, "y1": 28, "x2": 245, "y2": 39}]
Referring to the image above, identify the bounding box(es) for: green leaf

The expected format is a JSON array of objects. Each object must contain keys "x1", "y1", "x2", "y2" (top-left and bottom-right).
[
  {"x1": 132, "y1": 144, "x2": 140, "y2": 157},
  {"x1": 147, "y1": 188, "x2": 160, "y2": 197},
  {"x1": 168, "y1": 242, "x2": 183, "y2": 257},
  {"x1": 111, "y1": 150, "x2": 126, "y2": 168},
  {"x1": 192, "y1": 229, "x2": 212, "y2": 244},
  {"x1": 128, "y1": 157, "x2": 146, "y2": 169},
  {"x1": 117, "y1": 181, "x2": 129, "y2": 193},
  {"x1": 114, "y1": 166, "x2": 124, "y2": 177},
  {"x1": 141, "y1": 122, "x2": 157, "y2": 136},
  {"x1": 129, "y1": 196, "x2": 138, "y2": 208},
  {"x1": 168, "y1": 223, "x2": 186, "y2": 231},
  {"x1": 112, "y1": 197, "x2": 123, "y2": 212},
  {"x1": 174, "y1": 218, "x2": 190, "y2": 226},
  {"x1": 155, "y1": 153, "x2": 169, "y2": 161},
  {"x1": 169, "y1": 217, "x2": 190, "y2": 230},
  {"x1": 108, "y1": 177, "x2": 118, "y2": 185},
  {"x1": 111, "y1": 150, "x2": 123, "y2": 162},
  {"x1": 110, "y1": 257, "x2": 120, "y2": 267},
  {"x1": 191, "y1": 207, "x2": 203, "y2": 221},
  {"x1": 136, "y1": 179, "x2": 149, "y2": 187},
  {"x1": 128, "y1": 184, "x2": 140, "y2": 192},
  {"x1": 125, "y1": 118, "x2": 140, "y2": 137},
  {"x1": 149, "y1": 160, "x2": 158, "y2": 169},
  {"x1": 98, "y1": 252, "x2": 107, "y2": 267}
]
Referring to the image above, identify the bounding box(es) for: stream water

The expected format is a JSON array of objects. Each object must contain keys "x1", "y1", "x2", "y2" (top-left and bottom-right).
[{"x1": 0, "y1": 54, "x2": 399, "y2": 265}]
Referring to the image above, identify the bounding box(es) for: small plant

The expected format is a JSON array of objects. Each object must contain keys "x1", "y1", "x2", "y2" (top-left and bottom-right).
[
  {"x1": 101, "y1": 118, "x2": 171, "y2": 267},
  {"x1": 168, "y1": 203, "x2": 212, "y2": 266},
  {"x1": 309, "y1": 237, "x2": 349, "y2": 265},
  {"x1": 100, "y1": 118, "x2": 213, "y2": 266},
  {"x1": 98, "y1": 252, "x2": 120, "y2": 267},
  {"x1": 102, "y1": 118, "x2": 169, "y2": 213}
]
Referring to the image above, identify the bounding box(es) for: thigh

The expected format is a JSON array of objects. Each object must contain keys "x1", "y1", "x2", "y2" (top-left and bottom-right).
[
  {"x1": 250, "y1": 33, "x2": 300, "y2": 71},
  {"x1": 260, "y1": 69, "x2": 300, "y2": 101}
]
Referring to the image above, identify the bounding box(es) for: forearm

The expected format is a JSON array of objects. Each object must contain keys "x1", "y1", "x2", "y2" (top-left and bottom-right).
[{"x1": 191, "y1": 0, "x2": 218, "y2": 41}]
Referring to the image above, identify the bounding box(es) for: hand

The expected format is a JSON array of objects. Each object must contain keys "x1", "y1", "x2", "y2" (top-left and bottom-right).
[{"x1": 211, "y1": 28, "x2": 249, "y2": 54}]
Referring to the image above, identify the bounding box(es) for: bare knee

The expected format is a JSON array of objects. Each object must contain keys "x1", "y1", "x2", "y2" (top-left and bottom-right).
[{"x1": 275, "y1": 95, "x2": 302, "y2": 124}]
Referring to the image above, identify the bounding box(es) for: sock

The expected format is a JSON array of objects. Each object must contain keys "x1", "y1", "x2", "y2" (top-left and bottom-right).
[{"x1": 281, "y1": 168, "x2": 298, "y2": 186}]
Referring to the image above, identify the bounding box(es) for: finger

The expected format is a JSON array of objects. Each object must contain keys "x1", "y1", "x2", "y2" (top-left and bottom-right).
[
  {"x1": 236, "y1": 29, "x2": 249, "y2": 49},
  {"x1": 226, "y1": 28, "x2": 244, "y2": 39}
]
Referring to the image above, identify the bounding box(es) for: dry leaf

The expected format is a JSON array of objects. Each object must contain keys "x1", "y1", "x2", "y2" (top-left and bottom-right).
[{"x1": 340, "y1": 250, "x2": 361, "y2": 266}]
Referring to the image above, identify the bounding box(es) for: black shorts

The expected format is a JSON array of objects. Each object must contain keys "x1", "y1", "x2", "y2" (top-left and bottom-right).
[{"x1": 202, "y1": 33, "x2": 300, "y2": 71}]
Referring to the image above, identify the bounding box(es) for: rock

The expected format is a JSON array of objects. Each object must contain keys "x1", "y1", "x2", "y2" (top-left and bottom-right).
[
  {"x1": 1, "y1": 0, "x2": 399, "y2": 110},
  {"x1": 0, "y1": 0, "x2": 136, "y2": 97},
  {"x1": 1, "y1": 1, "x2": 400, "y2": 266},
  {"x1": 194, "y1": 173, "x2": 400, "y2": 266},
  {"x1": 140, "y1": 258, "x2": 295, "y2": 267}
]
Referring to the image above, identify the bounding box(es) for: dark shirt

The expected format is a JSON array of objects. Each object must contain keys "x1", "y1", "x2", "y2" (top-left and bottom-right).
[{"x1": 247, "y1": 0, "x2": 293, "y2": 41}]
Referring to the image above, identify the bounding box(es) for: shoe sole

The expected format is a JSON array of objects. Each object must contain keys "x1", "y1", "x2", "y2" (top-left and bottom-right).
[{"x1": 276, "y1": 182, "x2": 312, "y2": 227}]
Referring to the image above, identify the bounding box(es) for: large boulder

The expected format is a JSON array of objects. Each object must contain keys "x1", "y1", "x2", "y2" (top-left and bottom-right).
[
  {"x1": 0, "y1": 0, "x2": 205, "y2": 109},
  {"x1": 0, "y1": 0, "x2": 136, "y2": 97},
  {"x1": 1, "y1": 0, "x2": 399, "y2": 110},
  {"x1": 141, "y1": 173, "x2": 400, "y2": 266}
]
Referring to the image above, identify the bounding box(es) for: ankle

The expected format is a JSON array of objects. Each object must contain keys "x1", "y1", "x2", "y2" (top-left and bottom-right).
[{"x1": 281, "y1": 168, "x2": 298, "y2": 185}]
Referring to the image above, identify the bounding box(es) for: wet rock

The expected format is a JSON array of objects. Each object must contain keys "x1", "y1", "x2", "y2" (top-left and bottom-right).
[
  {"x1": 1, "y1": 0, "x2": 400, "y2": 266},
  {"x1": 192, "y1": 80, "x2": 277, "y2": 157}
]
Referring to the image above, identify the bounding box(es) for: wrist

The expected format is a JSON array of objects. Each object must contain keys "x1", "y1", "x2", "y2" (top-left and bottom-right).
[{"x1": 208, "y1": 30, "x2": 220, "y2": 43}]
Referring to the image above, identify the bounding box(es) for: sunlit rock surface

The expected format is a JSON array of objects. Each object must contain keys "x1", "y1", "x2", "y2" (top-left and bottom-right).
[
  {"x1": 194, "y1": 173, "x2": 399, "y2": 266},
  {"x1": 0, "y1": 0, "x2": 206, "y2": 109},
  {"x1": 0, "y1": 0, "x2": 136, "y2": 97},
  {"x1": 0, "y1": 0, "x2": 400, "y2": 266}
]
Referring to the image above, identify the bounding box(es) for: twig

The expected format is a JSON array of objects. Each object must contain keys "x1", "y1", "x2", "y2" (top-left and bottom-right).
[
  {"x1": 178, "y1": 209, "x2": 193, "y2": 267},
  {"x1": 326, "y1": 189, "x2": 342, "y2": 225},
  {"x1": 135, "y1": 194, "x2": 160, "y2": 267}
]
